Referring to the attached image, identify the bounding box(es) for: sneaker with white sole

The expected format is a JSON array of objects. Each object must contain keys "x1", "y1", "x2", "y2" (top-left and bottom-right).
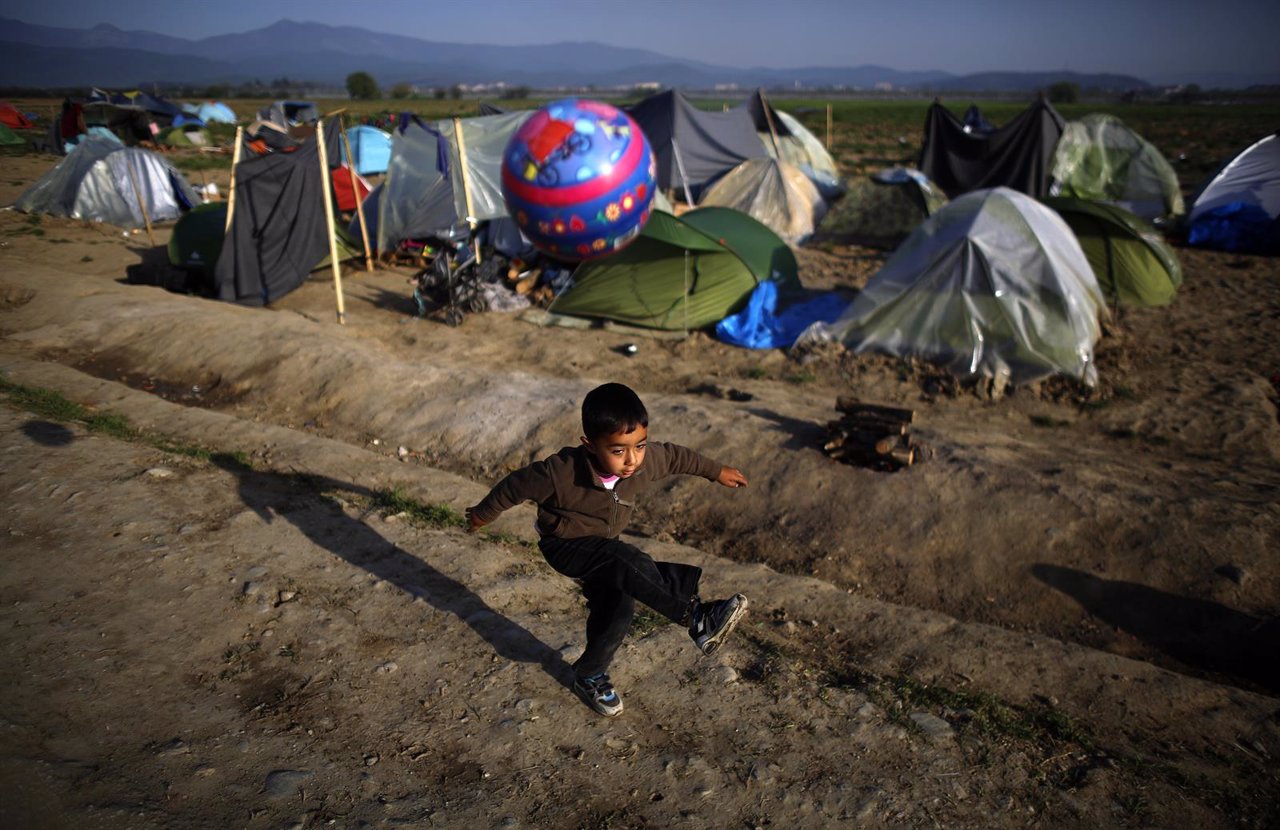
[
  {"x1": 688, "y1": 593, "x2": 749, "y2": 655},
  {"x1": 573, "y1": 672, "x2": 624, "y2": 717}
]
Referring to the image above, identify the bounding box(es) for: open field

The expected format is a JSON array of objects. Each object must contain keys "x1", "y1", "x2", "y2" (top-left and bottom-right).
[{"x1": 1, "y1": 99, "x2": 1278, "y2": 827}]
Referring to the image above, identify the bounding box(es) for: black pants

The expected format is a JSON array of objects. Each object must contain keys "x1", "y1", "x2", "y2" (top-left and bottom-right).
[{"x1": 539, "y1": 535, "x2": 702, "y2": 679}]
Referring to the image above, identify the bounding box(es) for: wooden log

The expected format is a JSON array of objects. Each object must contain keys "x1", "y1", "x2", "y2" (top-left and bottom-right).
[
  {"x1": 122, "y1": 152, "x2": 156, "y2": 247},
  {"x1": 315, "y1": 118, "x2": 346, "y2": 325},
  {"x1": 835, "y1": 398, "x2": 915, "y2": 424},
  {"x1": 224, "y1": 126, "x2": 243, "y2": 234},
  {"x1": 338, "y1": 115, "x2": 374, "y2": 272},
  {"x1": 839, "y1": 414, "x2": 910, "y2": 436}
]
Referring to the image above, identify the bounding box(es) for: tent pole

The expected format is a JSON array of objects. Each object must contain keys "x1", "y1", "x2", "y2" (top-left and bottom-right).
[
  {"x1": 758, "y1": 89, "x2": 783, "y2": 159},
  {"x1": 315, "y1": 118, "x2": 347, "y2": 325},
  {"x1": 671, "y1": 138, "x2": 694, "y2": 206},
  {"x1": 224, "y1": 126, "x2": 243, "y2": 234},
  {"x1": 452, "y1": 116, "x2": 481, "y2": 264},
  {"x1": 339, "y1": 115, "x2": 374, "y2": 272},
  {"x1": 123, "y1": 152, "x2": 156, "y2": 247}
]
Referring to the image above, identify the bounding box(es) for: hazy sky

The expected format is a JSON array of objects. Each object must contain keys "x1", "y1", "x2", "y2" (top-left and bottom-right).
[{"x1": 6, "y1": 0, "x2": 1280, "y2": 79}]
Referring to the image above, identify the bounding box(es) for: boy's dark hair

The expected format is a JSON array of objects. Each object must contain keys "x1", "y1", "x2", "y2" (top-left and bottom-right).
[{"x1": 582, "y1": 383, "x2": 648, "y2": 440}]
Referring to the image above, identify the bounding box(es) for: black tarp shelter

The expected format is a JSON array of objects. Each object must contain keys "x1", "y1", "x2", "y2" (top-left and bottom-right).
[
  {"x1": 919, "y1": 97, "x2": 1064, "y2": 199},
  {"x1": 214, "y1": 120, "x2": 343, "y2": 306}
]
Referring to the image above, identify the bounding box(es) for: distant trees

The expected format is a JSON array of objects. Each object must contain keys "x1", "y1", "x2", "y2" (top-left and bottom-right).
[
  {"x1": 449, "y1": 84, "x2": 463, "y2": 101},
  {"x1": 346, "y1": 71, "x2": 381, "y2": 100},
  {"x1": 500, "y1": 86, "x2": 532, "y2": 100},
  {"x1": 390, "y1": 82, "x2": 414, "y2": 100},
  {"x1": 1047, "y1": 81, "x2": 1080, "y2": 104}
]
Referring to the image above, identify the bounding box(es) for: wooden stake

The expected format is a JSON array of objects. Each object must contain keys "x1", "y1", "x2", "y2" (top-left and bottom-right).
[
  {"x1": 452, "y1": 116, "x2": 481, "y2": 264},
  {"x1": 123, "y1": 150, "x2": 156, "y2": 246},
  {"x1": 339, "y1": 116, "x2": 373, "y2": 272},
  {"x1": 224, "y1": 126, "x2": 243, "y2": 234},
  {"x1": 315, "y1": 118, "x2": 346, "y2": 325},
  {"x1": 757, "y1": 89, "x2": 783, "y2": 159},
  {"x1": 671, "y1": 137, "x2": 695, "y2": 207},
  {"x1": 826, "y1": 104, "x2": 833, "y2": 150},
  {"x1": 835, "y1": 398, "x2": 916, "y2": 424}
]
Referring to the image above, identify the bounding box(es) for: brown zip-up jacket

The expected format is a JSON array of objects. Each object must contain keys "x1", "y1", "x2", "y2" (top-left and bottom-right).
[{"x1": 468, "y1": 442, "x2": 722, "y2": 540}]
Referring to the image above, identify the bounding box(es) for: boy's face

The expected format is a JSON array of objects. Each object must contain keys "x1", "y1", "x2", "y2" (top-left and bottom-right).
[{"x1": 582, "y1": 424, "x2": 648, "y2": 480}]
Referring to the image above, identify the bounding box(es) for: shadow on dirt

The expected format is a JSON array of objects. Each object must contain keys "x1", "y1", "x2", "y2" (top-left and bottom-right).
[
  {"x1": 21, "y1": 419, "x2": 75, "y2": 446},
  {"x1": 211, "y1": 456, "x2": 573, "y2": 689},
  {"x1": 1032, "y1": 563, "x2": 1280, "y2": 694}
]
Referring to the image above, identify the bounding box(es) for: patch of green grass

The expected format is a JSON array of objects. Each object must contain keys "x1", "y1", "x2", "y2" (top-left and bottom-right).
[
  {"x1": 785, "y1": 371, "x2": 816, "y2": 384},
  {"x1": 742, "y1": 366, "x2": 768, "y2": 380},
  {"x1": 1030, "y1": 414, "x2": 1071, "y2": 428},
  {"x1": 630, "y1": 608, "x2": 667, "y2": 637},
  {"x1": 372, "y1": 487, "x2": 467, "y2": 529},
  {"x1": 80, "y1": 255, "x2": 93, "y2": 262}
]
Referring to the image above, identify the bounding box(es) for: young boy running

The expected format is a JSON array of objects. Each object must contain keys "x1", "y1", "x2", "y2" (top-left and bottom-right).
[{"x1": 466, "y1": 382, "x2": 750, "y2": 717}]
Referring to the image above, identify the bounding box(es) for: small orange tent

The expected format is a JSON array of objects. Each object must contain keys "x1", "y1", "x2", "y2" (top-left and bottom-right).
[{"x1": 0, "y1": 103, "x2": 34, "y2": 130}]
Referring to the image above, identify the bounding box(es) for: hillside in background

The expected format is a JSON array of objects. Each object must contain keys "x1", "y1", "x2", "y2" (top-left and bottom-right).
[{"x1": 0, "y1": 15, "x2": 1178, "y2": 93}]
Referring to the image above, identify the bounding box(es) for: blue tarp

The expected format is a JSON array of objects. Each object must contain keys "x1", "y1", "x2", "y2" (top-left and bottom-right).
[
  {"x1": 715, "y1": 280, "x2": 847, "y2": 349},
  {"x1": 1187, "y1": 200, "x2": 1279, "y2": 254},
  {"x1": 342, "y1": 125, "x2": 392, "y2": 176}
]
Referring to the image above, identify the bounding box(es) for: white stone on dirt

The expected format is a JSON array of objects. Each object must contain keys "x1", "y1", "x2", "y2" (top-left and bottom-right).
[
  {"x1": 375, "y1": 661, "x2": 398, "y2": 675},
  {"x1": 144, "y1": 467, "x2": 174, "y2": 479},
  {"x1": 909, "y1": 711, "x2": 955, "y2": 739}
]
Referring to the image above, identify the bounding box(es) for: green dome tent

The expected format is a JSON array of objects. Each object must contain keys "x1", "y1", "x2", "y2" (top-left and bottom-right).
[
  {"x1": 550, "y1": 207, "x2": 800, "y2": 331},
  {"x1": 1050, "y1": 113, "x2": 1184, "y2": 221},
  {"x1": 802, "y1": 188, "x2": 1104, "y2": 385},
  {"x1": 1042, "y1": 197, "x2": 1182, "y2": 307}
]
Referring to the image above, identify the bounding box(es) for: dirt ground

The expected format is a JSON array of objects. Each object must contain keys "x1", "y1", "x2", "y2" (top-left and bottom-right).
[{"x1": 1, "y1": 141, "x2": 1279, "y2": 828}]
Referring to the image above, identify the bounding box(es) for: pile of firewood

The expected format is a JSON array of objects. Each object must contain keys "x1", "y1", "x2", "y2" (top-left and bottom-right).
[{"x1": 823, "y1": 398, "x2": 921, "y2": 470}]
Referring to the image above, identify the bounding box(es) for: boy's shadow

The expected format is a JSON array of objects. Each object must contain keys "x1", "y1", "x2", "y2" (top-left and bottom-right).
[{"x1": 212, "y1": 456, "x2": 572, "y2": 689}]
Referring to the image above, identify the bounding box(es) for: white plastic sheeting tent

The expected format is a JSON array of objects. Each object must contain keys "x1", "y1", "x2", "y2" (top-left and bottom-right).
[
  {"x1": 16, "y1": 137, "x2": 197, "y2": 228},
  {"x1": 1187, "y1": 133, "x2": 1280, "y2": 254},
  {"x1": 1049, "y1": 113, "x2": 1184, "y2": 221},
  {"x1": 698, "y1": 157, "x2": 826, "y2": 244},
  {"x1": 377, "y1": 111, "x2": 531, "y2": 251},
  {"x1": 800, "y1": 187, "x2": 1104, "y2": 386}
]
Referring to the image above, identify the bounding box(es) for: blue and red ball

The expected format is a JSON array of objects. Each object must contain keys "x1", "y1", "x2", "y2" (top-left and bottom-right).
[{"x1": 501, "y1": 98, "x2": 656, "y2": 262}]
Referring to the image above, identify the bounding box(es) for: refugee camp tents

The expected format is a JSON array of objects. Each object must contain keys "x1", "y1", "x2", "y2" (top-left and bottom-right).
[
  {"x1": 215, "y1": 119, "x2": 354, "y2": 306},
  {"x1": 157, "y1": 124, "x2": 211, "y2": 148},
  {"x1": 816, "y1": 167, "x2": 948, "y2": 249},
  {"x1": 0, "y1": 123, "x2": 25, "y2": 147},
  {"x1": 920, "y1": 98, "x2": 1065, "y2": 199},
  {"x1": 377, "y1": 110, "x2": 531, "y2": 251},
  {"x1": 549, "y1": 206, "x2": 800, "y2": 330},
  {"x1": 737, "y1": 89, "x2": 842, "y2": 195},
  {"x1": 16, "y1": 137, "x2": 197, "y2": 227},
  {"x1": 1043, "y1": 197, "x2": 1182, "y2": 307},
  {"x1": 1050, "y1": 113, "x2": 1184, "y2": 221},
  {"x1": 801, "y1": 187, "x2": 1104, "y2": 385},
  {"x1": 625, "y1": 89, "x2": 763, "y2": 199},
  {"x1": 195, "y1": 101, "x2": 237, "y2": 124},
  {"x1": 342, "y1": 125, "x2": 392, "y2": 176},
  {"x1": 331, "y1": 164, "x2": 371, "y2": 213},
  {"x1": 698, "y1": 157, "x2": 826, "y2": 244},
  {"x1": 1187, "y1": 133, "x2": 1280, "y2": 254},
  {"x1": 0, "y1": 103, "x2": 33, "y2": 130}
]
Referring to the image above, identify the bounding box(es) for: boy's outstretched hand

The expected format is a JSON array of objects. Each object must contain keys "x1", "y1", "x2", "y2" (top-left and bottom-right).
[
  {"x1": 465, "y1": 507, "x2": 487, "y2": 533},
  {"x1": 717, "y1": 466, "x2": 748, "y2": 488}
]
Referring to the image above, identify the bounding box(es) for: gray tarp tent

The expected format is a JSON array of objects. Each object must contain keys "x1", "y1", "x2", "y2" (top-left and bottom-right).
[
  {"x1": 625, "y1": 89, "x2": 763, "y2": 198},
  {"x1": 16, "y1": 137, "x2": 197, "y2": 227},
  {"x1": 377, "y1": 111, "x2": 531, "y2": 251},
  {"x1": 736, "y1": 89, "x2": 841, "y2": 195},
  {"x1": 919, "y1": 97, "x2": 1065, "y2": 199}
]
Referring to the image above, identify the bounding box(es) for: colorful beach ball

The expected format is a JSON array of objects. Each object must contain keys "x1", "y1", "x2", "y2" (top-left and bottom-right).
[{"x1": 501, "y1": 98, "x2": 656, "y2": 262}]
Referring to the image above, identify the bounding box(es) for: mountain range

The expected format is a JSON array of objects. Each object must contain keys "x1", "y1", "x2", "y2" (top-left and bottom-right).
[{"x1": 2, "y1": 16, "x2": 1257, "y2": 93}]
